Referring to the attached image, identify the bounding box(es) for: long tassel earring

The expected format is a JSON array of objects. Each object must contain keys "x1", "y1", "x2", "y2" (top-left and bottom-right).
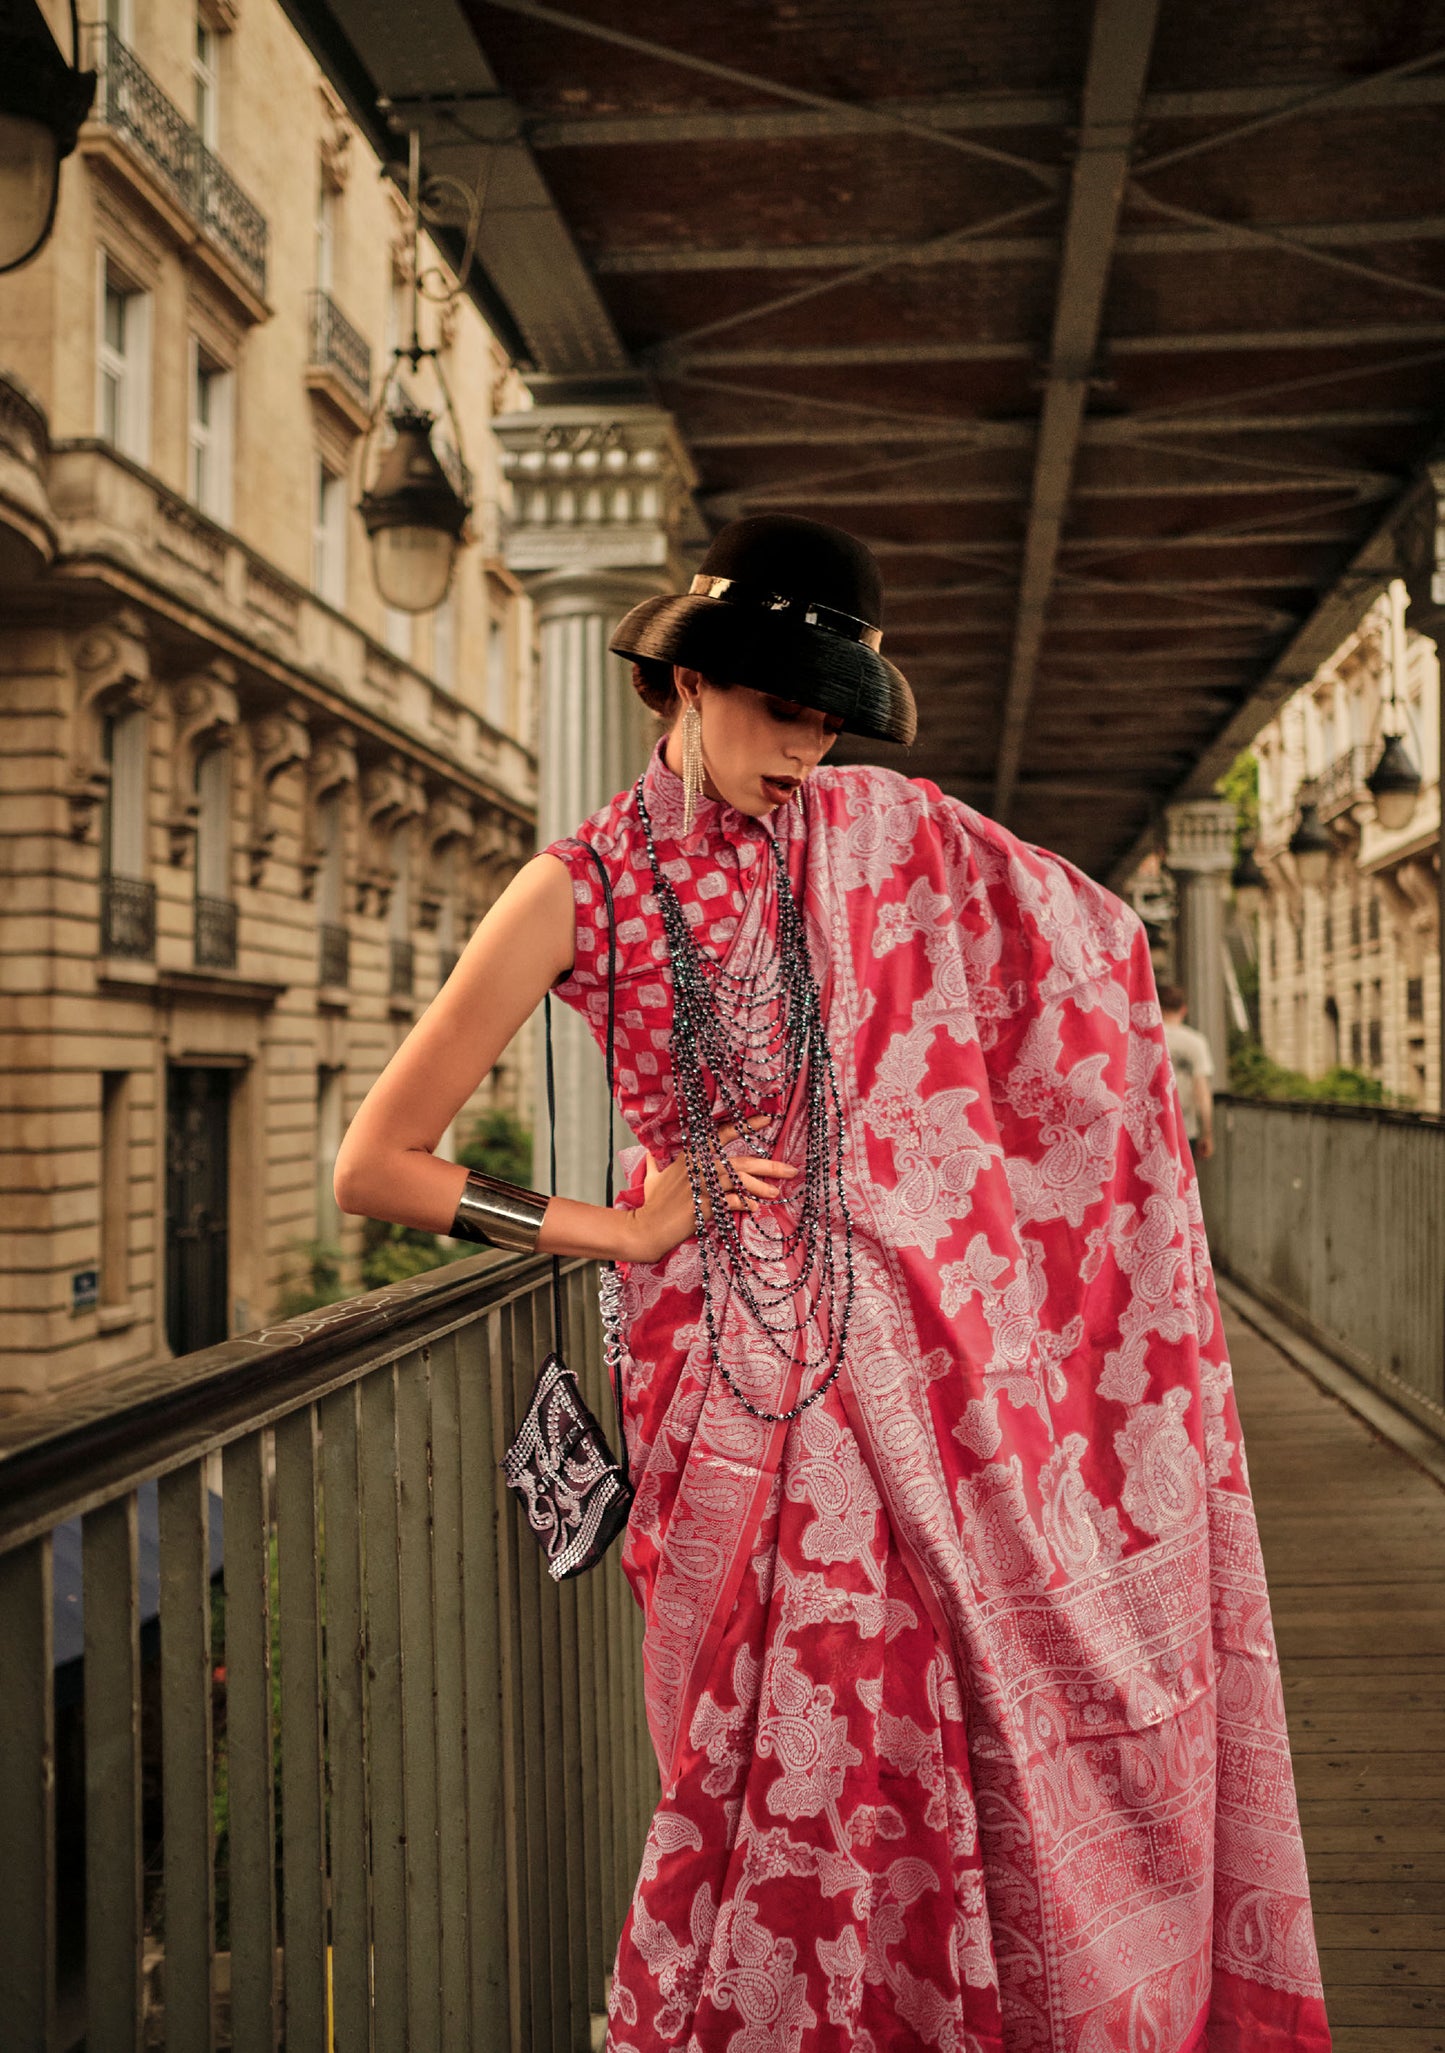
[{"x1": 681, "y1": 699, "x2": 705, "y2": 832}]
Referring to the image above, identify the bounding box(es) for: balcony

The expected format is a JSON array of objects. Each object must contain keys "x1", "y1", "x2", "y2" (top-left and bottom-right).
[
  {"x1": 305, "y1": 289, "x2": 372, "y2": 434},
  {"x1": 100, "y1": 873, "x2": 156, "y2": 960},
  {"x1": 194, "y1": 894, "x2": 238, "y2": 969},
  {"x1": 0, "y1": 1252, "x2": 652, "y2": 2050},
  {"x1": 1316, "y1": 742, "x2": 1371, "y2": 821},
  {"x1": 318, "y1": 920, "x2": 350, "y2": 988},
  {"x1": 389, "y1": 937, "x2": 414, "y2": 997},
  {"x1": 82, "y1": 26, "x2": 268, "y2": 317}
]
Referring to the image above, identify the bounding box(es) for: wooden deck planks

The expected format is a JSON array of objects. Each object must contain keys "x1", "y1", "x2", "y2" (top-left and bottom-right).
[{"x1": 1225, "y1": 1307, "x2": 1445, "y2": 2050}]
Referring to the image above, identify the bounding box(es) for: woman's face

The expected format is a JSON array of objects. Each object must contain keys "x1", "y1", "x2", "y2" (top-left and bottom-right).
[{"x1": 672, "y1": 668, "x2": 843, "y2": 817}]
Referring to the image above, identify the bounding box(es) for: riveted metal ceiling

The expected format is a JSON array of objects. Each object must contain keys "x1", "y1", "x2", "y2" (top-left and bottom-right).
[{"x1": 281, "y1": 0, "x2": 1445, "y2": 879}]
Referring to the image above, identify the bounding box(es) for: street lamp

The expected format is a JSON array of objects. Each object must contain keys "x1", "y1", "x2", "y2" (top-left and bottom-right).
[
  {"x1": 0, "y1": 0, "x2": 94, "y2": 275},
  {"x1": 1287, "y1": 793, "x2": 1333, "y2": 889},
  {"x1": 359, "y1": 405, "x2": 468, "y2": 613},
  {"x1": 1366, "y1": 730, "x2": 1422, "y2": 834},
  {"x1": 1230, "y1": 840, "x2": 1268, "y2": 919},
  {"x1": 356, "y1": 129, "x2": 472, "y2": 614}
]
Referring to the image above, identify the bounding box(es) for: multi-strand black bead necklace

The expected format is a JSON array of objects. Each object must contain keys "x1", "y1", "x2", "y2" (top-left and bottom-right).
[{"x1": 634, "y1": 775, "x2": 855, "y2": 1425}]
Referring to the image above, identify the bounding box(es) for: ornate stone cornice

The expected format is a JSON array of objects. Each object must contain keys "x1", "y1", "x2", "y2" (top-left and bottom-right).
[
  {"x1": 493, "y1": 403, "x2": 697, "y2": 584},
  {"x1": 1165, "y1": 798, "x2": 1237, "y2": 877}
]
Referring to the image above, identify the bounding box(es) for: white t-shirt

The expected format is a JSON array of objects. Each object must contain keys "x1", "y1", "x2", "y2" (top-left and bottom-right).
[{"x1": 1164, "y1": 1021, "x2": 1214, "y2": 1139}]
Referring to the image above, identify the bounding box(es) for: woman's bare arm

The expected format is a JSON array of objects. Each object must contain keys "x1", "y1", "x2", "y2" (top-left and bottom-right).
[
  {"x1": 334, "y1": 850, "x2": 801, "y2": 1263},
  {"x1": 333, "y1": 853, "x2": 585, "y2": 1238}
]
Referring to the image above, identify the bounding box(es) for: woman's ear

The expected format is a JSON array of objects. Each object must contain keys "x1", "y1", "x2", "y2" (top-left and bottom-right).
[{"x1": 673, "y1": 665, "x2": 703, "y2": 709}]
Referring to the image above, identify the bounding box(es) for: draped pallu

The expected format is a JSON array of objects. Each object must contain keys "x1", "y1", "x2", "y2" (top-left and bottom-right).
[{"x1": 544, "y1": 739, "x2": 1330, "y2": 2053}]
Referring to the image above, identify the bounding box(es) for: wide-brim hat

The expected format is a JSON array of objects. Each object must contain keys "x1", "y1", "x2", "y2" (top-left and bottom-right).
[{"x1": 610, "y1": 514, "x2": 917, "y2": 747}]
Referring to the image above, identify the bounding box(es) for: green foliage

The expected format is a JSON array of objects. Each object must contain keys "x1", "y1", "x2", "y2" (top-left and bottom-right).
[
  {"x1": 457, "y1": 1105, "x2": 533, "y2": 1184},
  {"x1": 359, "y1": 1218, "x2": 469, "y2": 1289},
  {"x1": 275, "y1": 1238, "x2": 349, "y2": 1317},
  {"x1": 1228, "y1": 1037, "x2": 1386, "y2": 1105},
  {"x1": 1215, "y1": 748, "x2": 1260, "y2": 851}
]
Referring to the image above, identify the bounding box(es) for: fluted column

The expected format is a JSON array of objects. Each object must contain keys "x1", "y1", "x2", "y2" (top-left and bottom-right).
[
  {"x1": 495, "y1": 403, "x2": 697, "y2": 1203},
  {"x1": 1165, "y1": 799, "x2": 1236, "y2": 1074}
]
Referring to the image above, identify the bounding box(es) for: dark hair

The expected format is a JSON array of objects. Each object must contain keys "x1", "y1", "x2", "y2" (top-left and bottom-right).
[
  {"x1": 629, "y1": 660, "x2": 732, "y2": 722},
  {"x1": 1157, "y1": 984, "x2": 1187, "y2": 1013}
]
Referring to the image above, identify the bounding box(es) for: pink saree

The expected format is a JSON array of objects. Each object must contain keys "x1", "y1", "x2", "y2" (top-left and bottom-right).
[{"x1": 543, "y1": 737, "x2": 1330, "y2": 2053}]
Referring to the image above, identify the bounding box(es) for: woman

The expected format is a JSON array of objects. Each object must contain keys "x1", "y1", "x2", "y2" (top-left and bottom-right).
[{"x1": 336, "y1": 516, "x2": 1330, "y2": 2052}]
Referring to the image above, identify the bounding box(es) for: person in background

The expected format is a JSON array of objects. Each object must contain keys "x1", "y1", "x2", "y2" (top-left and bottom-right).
[{"x1": 1161, "y1": 982, "x2": 1216, "y2": 1159}]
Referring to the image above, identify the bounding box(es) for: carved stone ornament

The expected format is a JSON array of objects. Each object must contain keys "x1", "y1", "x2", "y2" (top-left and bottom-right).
[
  {"x1": 167, "y1": 662, "x2": 240, "y2": 866},
  {"x1": 419, "y1": 791, "x2": 476, "y2": 930},
  {"x1": 246, "y1": 703, "x2": 311, "y2": 887},
  {"x1": 67, "y1": 611, "x2": 155, "y2": 842},
  {"x1": 317, "y1": 83, "x2": 353, "y2": 192},
  {"x1": 357, "y1": 754, "x2": 425, "y2": 918},
  {"x1": 468, "y1": 810, "x2": 531, "y2": 921},
  {"x1": 299, "y1": 724, "x2": 357, "y2": 901}
]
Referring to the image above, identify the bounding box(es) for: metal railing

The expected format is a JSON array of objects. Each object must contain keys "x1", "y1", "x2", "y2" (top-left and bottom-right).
[
  {"x1": 88, "y1": 25, "x2": 268, "y2": 300},
  {"x1": 318, "y1": 920, "x2": 350, "y2": 988},
  {"x1": 307, "y1": 289, "x2": 372, "y2": 412},
  {"x1": 390, "y1": 936, "x2": 414, "y2": 997},
  {"x1": 100, "y1": 872, "x2": 156, "y2": 959},
  {"x1": 194, "y1": 893, "x2": 238, "y2": 969},
  {"x1": 1316, "y1": 741, "x2": 1371, "y2": 819},
  {"x1": 0, "y1": 1253, "x2": 654, "y2": 2050},
  {"x1": 1199, "y1": 1095, "x2": 1445, "y2": 1440}
]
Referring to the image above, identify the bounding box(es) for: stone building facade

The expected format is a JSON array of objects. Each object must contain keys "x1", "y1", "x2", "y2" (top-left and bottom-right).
[
  {"x1": 1252, "y1": 581, "x2": 1442, "y2": 1110},
  {"x1": 0, "y1": 0, "x2": 539, "y2": 1403}
]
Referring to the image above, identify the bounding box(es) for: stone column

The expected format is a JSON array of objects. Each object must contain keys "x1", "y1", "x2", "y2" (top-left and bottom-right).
[
  {"x1": 1402, "y1": 460, "x2": 1445, "y2": 1111},
  {"x1": 1165, "y1": 799, "x2": 1237, "y2": 1074},
  {"x1": 494, "y1": 403, "x2": 697, "y2": 1203}
]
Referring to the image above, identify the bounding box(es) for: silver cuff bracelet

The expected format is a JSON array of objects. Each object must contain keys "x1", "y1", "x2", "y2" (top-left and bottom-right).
[{"x1": 450, "y1": 1170, "x2": 549, "y2": 1252}]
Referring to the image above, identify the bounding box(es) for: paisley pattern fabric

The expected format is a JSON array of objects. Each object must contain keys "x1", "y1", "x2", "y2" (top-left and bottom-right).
[{"x1": 541, "y1": 737, "x2": 1330, "y2": 2053}]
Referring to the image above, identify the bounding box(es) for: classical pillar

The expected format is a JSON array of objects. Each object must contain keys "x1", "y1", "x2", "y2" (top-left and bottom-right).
[
  {"x1": 494, "y1": 403, "x2": 697, "y2": 1202},
  {"x1": 1402, "y1": 460, "x2": 1445, "y2": 1111},
  {"x1": 1165, "y1": 800, "x2": 1236, "y2": 1074}
]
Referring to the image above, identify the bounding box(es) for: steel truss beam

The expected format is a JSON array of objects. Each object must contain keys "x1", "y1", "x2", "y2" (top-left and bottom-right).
[{"x1": 671, "y1": 322, "x2": 1445, "y2": 371}]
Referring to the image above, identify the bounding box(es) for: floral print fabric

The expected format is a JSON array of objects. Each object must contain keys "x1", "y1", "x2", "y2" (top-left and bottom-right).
[{"x1": 542, "y1": 737, "x2": 1329, "y2": 2053}]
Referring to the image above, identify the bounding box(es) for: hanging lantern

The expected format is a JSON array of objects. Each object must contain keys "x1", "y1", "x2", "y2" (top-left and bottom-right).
[
  {"x1": 1287, "y1": 798, "x2": 1332, "y2": 889},
  {"x1": 1230, "y1": 840, "x2": 1268, "y2": 918},
  {"x1": 1365, "y1": 731, "x2": 1422, "y2": 833},
  {"x1": 0, "y1": 0, "x2": 94, "y2": 275},
  {"x1": 358, "y1": 406, "x2": 469, "y2": 614}
]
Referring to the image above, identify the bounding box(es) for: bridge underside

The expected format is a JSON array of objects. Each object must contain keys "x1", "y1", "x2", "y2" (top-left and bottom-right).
[{"x1": 287, "y1": 0, "x2": 1445, "y2": 878}]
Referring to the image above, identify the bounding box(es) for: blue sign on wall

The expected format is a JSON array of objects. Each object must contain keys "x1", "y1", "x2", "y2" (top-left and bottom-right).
[{"x1": 71, "y1": 1269, "x2": 99, "y2": 1314}]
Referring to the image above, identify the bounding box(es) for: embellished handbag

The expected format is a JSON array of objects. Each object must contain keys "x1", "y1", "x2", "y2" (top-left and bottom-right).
[{"x1": 500, "y1": 841, "x2": 633, "y2": 1582}]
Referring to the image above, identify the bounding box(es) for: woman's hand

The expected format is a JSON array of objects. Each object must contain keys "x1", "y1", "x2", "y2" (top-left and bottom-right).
[{"x1": 620, "y1": 1116, "x2": 799, "y2": 1264}]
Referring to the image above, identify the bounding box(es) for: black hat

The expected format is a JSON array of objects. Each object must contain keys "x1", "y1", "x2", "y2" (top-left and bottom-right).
[{"x1": 610, "y1": 514, "x2": 917, "y2": 746}]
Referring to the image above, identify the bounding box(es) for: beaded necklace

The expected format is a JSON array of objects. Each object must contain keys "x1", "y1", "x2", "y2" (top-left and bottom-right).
[{"x1": 634, "y1": 775, "x2": 855, "y2": 1425}]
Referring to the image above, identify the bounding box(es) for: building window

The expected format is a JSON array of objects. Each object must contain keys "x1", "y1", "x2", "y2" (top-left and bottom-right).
[
  {"x1": 1294, "y1": 920, "x2": 1304, "y2": 969},
  {"x1": 315, "y1": 171, "x2": 335, "y2": 292},
  {"x1": 194, "y1": 747, "x2": 237, "y2": 967},
  {"x1": 316, "y1": 1065, "x2": 344, "y2": 1242},
  {"x1": 1367, "y1": 893, "x2": 1380, "y2": 944},
  {"x1": 193, "y1": 15, "x2": 220, "y2": 148},
  {"x1": 100, "y1": 1071, "x2": 131, "y2": 1309},
  {"x1": 1349, "y1": 899, "x2": 1361, "y2": 950},
  {"x1": 99, "y1": 707, "x2": 155, "y2": 958},
  {"x1": 188, "y1": 338, "x2": 234, "y2": 524},
  {"x1": 1349, "y1": 1020, "x2": 1362, "y2": 1067},
  {"x1": 486, "y1": 616, "x2": 508, "y2": 729},
  {"x1": 431, "y1": 590, "x2": 456, "y2": 688},
  {"x1": 1368, "y1": 1017, "x2": 1383, "y2": 1070},
  {"x1": 1322, "y1": 907, "x2": 1333, "y2": 955},
  {"x1": 1408, "y1": 976, "x2": 1424, "y2": 1023},
  {"x1": 312, "y1": 458, "x2": 347, "y2": 607},
  {"x1": 97, "y1": 259, "x2": 151, "y2": 462}
]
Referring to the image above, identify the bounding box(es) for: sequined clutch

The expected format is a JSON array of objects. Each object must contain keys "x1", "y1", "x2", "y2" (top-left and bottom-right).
[{"x1": 501, "y1": 840, "x2": 632, "y2": 1582}]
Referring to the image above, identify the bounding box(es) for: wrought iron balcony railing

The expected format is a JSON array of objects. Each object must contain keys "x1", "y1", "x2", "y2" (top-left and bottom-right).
[
  {"x1": 88, "y1": 25, "x2": 268, "y2": 301},
  {"x1": 307, "y1": 290, "x2": 372, "y2": 414},
  {"x1": 194, "y1": 894, "x2": 238, "y2": 969},
  {"x1": 0, "y1": 1252, "x2": 654, "y2": 2049},
  {"x1": 318, "y1": 921, "x2": 350, "y2": 988},
  {"x1": 389, "y1": 937, "x2": 414, "y2": 997},
  {"x1": 100, "y1": 873, "x2": 156, "y2": 959}
]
